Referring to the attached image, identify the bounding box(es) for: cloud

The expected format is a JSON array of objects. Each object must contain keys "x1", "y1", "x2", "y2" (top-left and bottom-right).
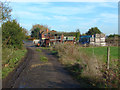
[
  {"x1": 53, "y1": 16, "x2": 68, "y2": 21},
  {"x1": 24, "y1": 5, "x2": 96, "y2": 16},
  {"x1": 99, "y1": 13, "x2": 118, "y2": 23},
  {"x1": 98, "y1": 2, "x2": 117, "y2": 8},
  {"x1": 7, "y1": 2, "x2": 118, "y2": 35},
  {"x1": 12, "y1": 11, "x2": 52, "y2": 20}
]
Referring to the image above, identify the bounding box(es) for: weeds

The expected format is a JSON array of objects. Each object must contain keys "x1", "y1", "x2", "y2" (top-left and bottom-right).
[
  {"x1": 51, "y1": 43, "x2": 119, "y2": 88},
  {"x1": 36, "y1": 48, "x2": 41, "y2": 52},
  {"x1": 40, "y1": 56, "x2": 48, "y2": 62}
]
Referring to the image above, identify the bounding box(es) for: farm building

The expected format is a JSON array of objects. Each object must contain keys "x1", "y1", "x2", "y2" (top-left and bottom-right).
[
  {"x1": 33, "y1": 29, "x2": 76, "y2": 47},
  {"x1": 79, "y1": 34, "x2": 106, "y2": 46}
]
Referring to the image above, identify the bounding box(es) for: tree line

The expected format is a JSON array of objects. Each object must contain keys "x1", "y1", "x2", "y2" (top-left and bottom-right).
[{"x1": 30, "y1": 23, "x2": 102, "y2": 41}]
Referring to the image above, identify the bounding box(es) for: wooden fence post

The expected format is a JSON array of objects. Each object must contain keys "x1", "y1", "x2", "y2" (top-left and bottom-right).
[{"x1": 107, "y1": 47, "x2": 110, "y2": 69}]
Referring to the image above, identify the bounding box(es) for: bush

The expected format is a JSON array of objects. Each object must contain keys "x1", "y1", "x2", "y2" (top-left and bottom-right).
[
  {"x1": 51, "y1": 44, "x2": 119, "y2": 87},
  {"x1": 2, "y1": 20, "x2": 26, "y2": 49}
]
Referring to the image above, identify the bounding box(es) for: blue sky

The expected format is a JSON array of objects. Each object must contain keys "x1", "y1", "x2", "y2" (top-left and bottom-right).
[{"x1": 8, "y1": 1, "x2": 118, "y2": 35}]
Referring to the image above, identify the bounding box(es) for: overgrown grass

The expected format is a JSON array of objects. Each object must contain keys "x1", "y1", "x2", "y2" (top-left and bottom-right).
[
  {"x1": 50, "y1": 44, "x2": 119, "y2": 88},
  {"x1": 40, "y1": 56, "x2": 48, "y2": 62},
  {"x1": 2, "y1": 47, "x2": 27, "y2": 79}
]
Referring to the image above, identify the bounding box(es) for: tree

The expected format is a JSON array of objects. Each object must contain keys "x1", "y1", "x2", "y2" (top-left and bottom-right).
[
  {"x1": 31, "y1": 27, "x2": 40, "y2": 39},
  {"x1": 2, "y1": 20, "x2": 26, "y2": 49},
  {"x1": 0, "y1": 1, "x2": 12, "y2": 22},
  {"x1": 86, "y1": 27, "x2": 101, "y2": 35},
  {"x1": 30, "y1": 24, "x2": 50, "y2": 39},
  {"x1": 75, "y1": 29, "x2": 80, "y2": 41},
  {"x1": 108, "y1": 34, "x2": 120, "y2": 38}
]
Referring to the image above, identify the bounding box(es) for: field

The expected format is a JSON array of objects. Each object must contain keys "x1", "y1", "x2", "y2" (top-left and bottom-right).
[{"x1": 79, "y1": 46, "x2": 118, "y2": 67}]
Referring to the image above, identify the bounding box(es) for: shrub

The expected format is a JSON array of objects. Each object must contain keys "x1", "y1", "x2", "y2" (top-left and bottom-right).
[
  {"x1": 51, "y1": 44, "x2": 119, "y2": 87},
  {"x1": 2, "y1": 20, "x2": 26, "y2": 49}
]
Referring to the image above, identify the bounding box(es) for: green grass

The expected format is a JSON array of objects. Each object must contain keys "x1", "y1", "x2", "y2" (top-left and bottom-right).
[
  {"x1": 2, "y1": 48, "x2": 27, "y2": 79},
  {"x1": 40, "y1": 47, "x2": 50, "y2": 50},
  {"x1": 40, "y1": 56, "x2": 48, "y2": 62},
  {"x1": 36, "y1": 48, "x2": 41, "y2": 52},
  {"x1": 79, "y1": 46, "x2": 118, "y2": 66}
]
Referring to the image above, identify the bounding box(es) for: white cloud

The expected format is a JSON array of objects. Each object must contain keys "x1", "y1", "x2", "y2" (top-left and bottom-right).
[
  {"x1": 53, "y1": 16, "x2": 68, "y2": 21},
  {"x1": 98, "y1": 2, "x2": 117, "y2": 8},
  {"x1": 100, "y1": 13, "x2": 117, "y2": 18},
  {"x1": 99, "y1": 13, "x2": 118, "y2": 23},
  {"x1": 12, "y1": 11, "x2": 52, "y2": 20},
  {"x1": 25, "y1": 5, "x2": 96, "y2": 16}
]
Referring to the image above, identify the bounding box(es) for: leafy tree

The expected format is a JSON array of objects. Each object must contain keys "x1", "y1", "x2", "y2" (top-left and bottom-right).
[
  {"x1": 0, "y1": 1, "x2": 12, "y2": 22},
  {"x1": 31, "y1": 27, "x2": 40, "y2": 39},
  {"x1": 2, "y1": 20, "x2": 26, "y2": 49},
  {"x1": 75, "y1": 29, "x2": 80, "y2": 41},
  {"x1": 86, "y1": 27, "x2": 101, "y2": 35},
  {"x1": 31, "y1": 24, "x2": 50, "y2": 39}
]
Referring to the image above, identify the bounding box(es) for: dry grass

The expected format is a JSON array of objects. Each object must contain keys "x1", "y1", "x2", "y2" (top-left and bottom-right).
[
  {"x1": 51, "y1": 44, "x2": 102, "y2": 79},
  {"x1": 51, "y1": 43, "x2": 119, "y2": 88}
]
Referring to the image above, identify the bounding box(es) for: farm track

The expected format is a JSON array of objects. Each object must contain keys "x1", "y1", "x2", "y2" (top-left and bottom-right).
[{"x1": 3, "y1": 41, "x2": 90, "y2": 88}]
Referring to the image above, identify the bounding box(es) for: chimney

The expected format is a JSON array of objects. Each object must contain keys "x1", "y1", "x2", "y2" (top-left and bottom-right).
[{"x1": 47, "y1": 28, "x2": 48, "y2": 33}]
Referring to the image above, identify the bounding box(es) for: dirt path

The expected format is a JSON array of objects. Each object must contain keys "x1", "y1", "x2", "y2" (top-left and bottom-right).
[{"x1": 11, "y1": 45, "x2": 84, "y2": 88}]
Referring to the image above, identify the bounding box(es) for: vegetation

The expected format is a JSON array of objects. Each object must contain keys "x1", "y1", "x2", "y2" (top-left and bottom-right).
[
  {"x1": 36, "y1": 48, "x2": 42, "y2": 52},
  {"x1": 86, "y1": 27, "x2": 101, "y2": 35},
  {"x1": 79, "y1": 46, "x2": 118, "y2": 63},
  {"x1": 2, "y1": 48, "x2": 27, "y2": 78},
  {"x1": 2, "y1": 20, "x2": 26, "y2": 49},
  {"x1": 36, "y1": 48, "x2": 48, "y2": 62},
  {"x1": 75, "y1": 29, "x2": 80, "y2": 41},
  {"x1": 0, "y1": 1, "x2": 12, "y2": 22},
  {"x1": 50, "y1": 44, "x2": 119, "y2": 88},
  {"x1": 1, "y1": 1, "x2": 27, "y2": 79},
  {"x1": 31, "y1": 24, "x2": 50, "y2": 39},
  {"x1": 40, "y1": 56, "x2": 48, "y2": 62},
  {"x1": 50, "y1": 31, "x2": 76, "y2": 36},
  {"x1": 107, "y1": 34, "x2": 120, "y2": 38},
  {"x1": 31, "y1": 27, "x2": 40, "y2": 39}
]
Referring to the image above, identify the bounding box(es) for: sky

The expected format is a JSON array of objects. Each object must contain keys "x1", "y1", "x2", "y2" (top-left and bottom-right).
[{"x1": 2, "y1": 0, "x2": 119, "y2": 35}]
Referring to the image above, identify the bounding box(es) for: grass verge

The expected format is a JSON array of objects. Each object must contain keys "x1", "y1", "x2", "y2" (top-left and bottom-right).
[
  {"x1": 50, "y1": 43, "x2": 119, "y2": 88},
  {"x1": 2, "y1": 47, "x2": 27, "y2": 79}
]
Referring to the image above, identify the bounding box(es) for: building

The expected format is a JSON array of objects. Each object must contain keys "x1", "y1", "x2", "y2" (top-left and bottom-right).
[
  {"x1": 36, "y1": 29, "x2": 76, "y2": 47},
  {"x1": 79, "y1": 34, "x2": 106, "y2": 46}
]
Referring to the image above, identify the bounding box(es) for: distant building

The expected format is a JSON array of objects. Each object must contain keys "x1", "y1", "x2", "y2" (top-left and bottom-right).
[
  {"x1": 34, "y1": 29, "x2": 76, "y2": 47},
  {"x1": 79, "y1": 34, "x2": 106, "y2": 46}
]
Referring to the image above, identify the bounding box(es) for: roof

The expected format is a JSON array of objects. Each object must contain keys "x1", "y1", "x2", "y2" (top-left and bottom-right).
[{"x1": 80, "y1": 35, "x2": 92, "y2": 38}]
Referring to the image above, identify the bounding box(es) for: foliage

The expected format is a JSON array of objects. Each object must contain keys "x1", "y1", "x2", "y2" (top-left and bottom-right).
[
  {"x1": 0, "y1": 1, "x2": 12, "y2": 22},
  {"x1": 108, "y1": 34, "x2": 120, "y2": 38},
  {"x1": 31, "y1": 24, "x2": 50, "y2": 39},
  {"x1": 2, "y1": 47, "x2": 27, "y2": 78},
  {"x1": 40, "y1": 56, "x2": 48, "y2": 62},
  {"x1": 2, "y1": 20, "x2": 26, "y2": 49},
  {"x1": 50, "y1": 31, "x2": 76, "y2": 36},
  {"x1": 75, "y1": 29, "x2": 80, "y2": 41},
  {"x1": 31, "y1": 27, "x2": 40, "y2": 39},
  {"x1": 86, "y1": 27, "x2": 101, "y2": 35},
  {"x1": 51, "y1": 44, "x2": 119, "y2": 88}
]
